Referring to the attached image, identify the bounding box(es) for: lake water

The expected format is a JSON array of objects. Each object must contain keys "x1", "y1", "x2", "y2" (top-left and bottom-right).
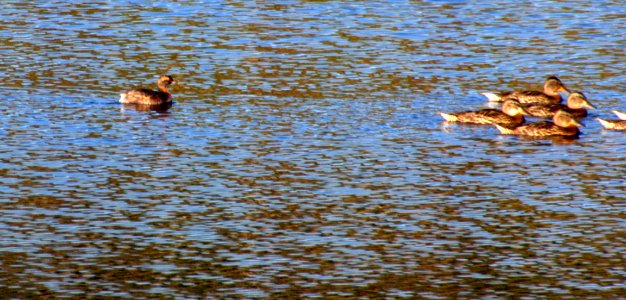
[{"x1": 1, "y1": 0, "x2": 625, "y2": 298}]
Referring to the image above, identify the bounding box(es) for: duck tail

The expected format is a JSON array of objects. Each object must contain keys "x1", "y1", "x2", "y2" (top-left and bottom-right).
[
  {"x1": 612, "y1": 110, "x2": 626, "y2": 120},
  {"x1": 481, "y1": 92, "x2": 502, "y2": 102},
  {"x1": 495, "y1": 124, "x2": 515, "y2": 134},
  {"x1": 439, "y1": 112, "x2": 458, "y2": 122},
  {"x1": 596, "y1": 118, "x2": 615, "y2": 129},
  {"x1": 119, "y1": 93, "x2": 127, "y2": 103}
]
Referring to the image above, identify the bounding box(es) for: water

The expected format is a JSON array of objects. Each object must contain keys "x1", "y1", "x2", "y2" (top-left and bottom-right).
[{"x1": 1, "y1": 0, "x2": 625, "y2": 298}]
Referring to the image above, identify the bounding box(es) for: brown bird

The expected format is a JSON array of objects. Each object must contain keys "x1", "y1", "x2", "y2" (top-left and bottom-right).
[
  {"x1": 520, "y1": 91, "x2": 595, "y2": 118},
  {"x1": 495, "y1": 110, "x2": 582, "y2": 137},
  {"x1": 482, "y1": 76, "x2": 571, "y2": 104},
  {"x1": 596, "y1": 111, "x2": 626, "y2": 130},
  {"x1": 119, "y1": 75, "x2": 176, "y2": 105},
  {"x1": 440, "y1": 100, "x2": 528, "y2": 128}
]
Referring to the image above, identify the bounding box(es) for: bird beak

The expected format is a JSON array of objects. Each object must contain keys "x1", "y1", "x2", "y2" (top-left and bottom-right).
[
  {"x1": 583, "y1": 101, "x2": 595, "y2": 109},
  {"x1": 519, "y1": 107, "x2": 529, "y2": 116},
  {"x1": 574, "y1": 119, "x2": 584, "y2": 127},
  {"x1": 559, "y1": 85, "x2": 571, "y2": 94}
]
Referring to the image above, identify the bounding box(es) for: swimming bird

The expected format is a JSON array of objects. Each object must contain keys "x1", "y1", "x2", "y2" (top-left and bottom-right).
[
  {"x1": 596, "y1": 110, "x2": 626, "y2": 130},
  {"x1": 519, "y1": 91, "x2": 595, "y2": 118},
  {"x1": 119, "y1": 75, "x2": 176, "y2": 105},
  {"x1": 482, "y1": 76, "x2": 571, "y2": 104},
  {"x1": 440, "y1": 100, "x2": 528, "y2": 128},
  {"x1": 495, "y1": 110, "x2": 582, "y2": 137}
]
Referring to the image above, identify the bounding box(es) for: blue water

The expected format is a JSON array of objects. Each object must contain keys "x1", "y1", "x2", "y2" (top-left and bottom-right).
[{"x1": 1, "y1": 0, "x2": 625, "y2": 298}]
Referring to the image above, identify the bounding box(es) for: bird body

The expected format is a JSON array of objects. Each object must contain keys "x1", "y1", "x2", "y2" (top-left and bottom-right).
[
  {"x1": 482, "y1": 76, "x2": 570, "y2": 104},
  {"x1": 120, "y1": 75, "x2": 176, "y2": 105},
  {"x1": 521, "y1": 91, "x2": 594, "y2": 118},
  {"x1": 440, "y1": 100, "x2": 527, "y2": 128},
  {"x1": 495, "y1": 110, "x2": 582, "y2": 137}
]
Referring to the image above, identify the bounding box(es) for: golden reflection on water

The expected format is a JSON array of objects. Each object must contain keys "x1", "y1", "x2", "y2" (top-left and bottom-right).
[{"x1": 1, "y1": 0, "x2": 626, "y2": 298}]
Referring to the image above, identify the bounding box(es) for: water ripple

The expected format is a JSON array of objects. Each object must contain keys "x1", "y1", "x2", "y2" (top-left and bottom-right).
[{"x1": 1, "y1": 0, "x2": 625, "y2": 298}]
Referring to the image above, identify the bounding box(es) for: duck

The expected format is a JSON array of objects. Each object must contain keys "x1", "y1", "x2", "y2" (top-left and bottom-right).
[
  {"x1": 596, "y1": 111, "x2": 626, "y2": 130},
  {"x1": 119, "y1": 75, "x2": 176, "y2": 105},
  {"x1": 482, "y1": 76, "x2": 571, "y2": 104},
  {"x1": 440, "y1": 100, "x2": 528, "y2": 128},
  {"x1": 495, "y1": 110, "x2": 582, "y2": 137},
  {"x1": 519, "y1": 91, "x2": 595, "y2": 118}
]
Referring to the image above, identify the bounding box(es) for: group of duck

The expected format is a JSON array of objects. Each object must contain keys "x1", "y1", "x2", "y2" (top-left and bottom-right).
[
  {"x1": 119, "y1": 75, "x2": 626, "y2": 136},
  {"x1": 440, "y1": 76, "x2": 626, "y2": 138}
]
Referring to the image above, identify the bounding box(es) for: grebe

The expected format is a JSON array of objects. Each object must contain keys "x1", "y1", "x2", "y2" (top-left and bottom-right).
[
  {"x1": 119, "y1": 75, "x2": 175, "y2": 105},
  {"x1": 440, "y1": 100, "x2": 528, "y2": 128},
  {"x1": 495, "y1": 110, "x2": 582, "y2": 137},
  {"x1": 482, "y1": 76, "x2": 570, "y2": 104},
  {"x1": 518, "y1": 91, "x2": 595, "y2": 118},
  {"x1": 596, "y1": 111, "x2": 626, "y2": 130}
]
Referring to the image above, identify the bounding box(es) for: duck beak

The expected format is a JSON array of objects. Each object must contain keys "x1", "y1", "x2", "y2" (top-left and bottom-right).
[
  {"x1": 583, "y1": 101, "x2": 595, "y2": 109},
  {"x1": 519, "y1": 107, "x2": 529, "y2": 116},
  {"x1": 559, "y1": 85, "x2": 571, "y2": 94},
  {"x1": 573, "y1": 119, "x2": 584, "y2": 127}
]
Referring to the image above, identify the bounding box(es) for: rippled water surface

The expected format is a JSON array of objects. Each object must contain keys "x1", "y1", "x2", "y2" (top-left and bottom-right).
[{"x1": 2, "y1": 1, "x2": 625, "y2": 298}]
